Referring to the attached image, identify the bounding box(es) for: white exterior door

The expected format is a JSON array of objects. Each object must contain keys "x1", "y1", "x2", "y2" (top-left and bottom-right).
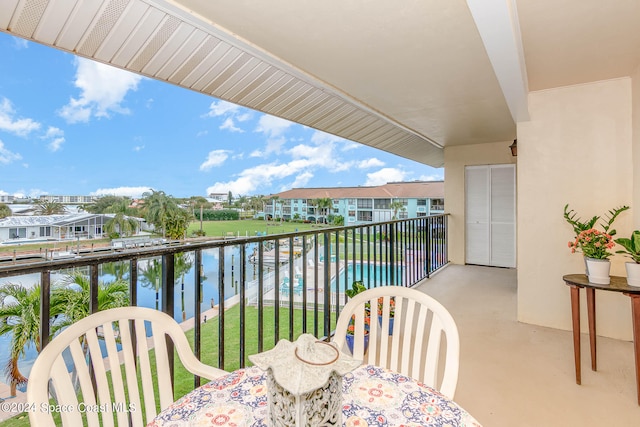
[{"x1": 465, "y1": 164, "x2": 516, "y2": 268}]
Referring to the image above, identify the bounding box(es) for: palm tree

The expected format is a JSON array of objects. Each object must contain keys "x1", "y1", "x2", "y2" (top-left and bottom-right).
[
  {"x1": 0, "y1": 203, "x2": 11, "y2": 218},
  {"x1": 143, "y1": 190, "x2": 175, "y2": 237},
  {"x1": 390, "y1": 199, "x2": 406, "y2": 220},
  {"x1": 246, "y1": 195, "x2": 263, "y2": 217},
  {"x1": 0, "y1": 283, "x2": 64, "y2": 396},
  {"x1": 268, "y1": 196, "x2": 278, "y2": 221},
  {"x1": 101, "y1": 261, "x2": 130, "y2": 282},
  {"x1": 315, "y1": 198, "x2": 333, "y2": 224},
  {"x1": 56, "y1": 273, "x2": 129, "y2": 329},
  {"x1": 85, "y1": 195, "x2": 131, "y2": 214},
  {"x1": 164, "y1": 207, "x2": 193, "y2": 240},
  {"x1": 104, "y1": 199, "x2": 139, "y2": 237},
  {"x1": 33, "y1": 200, "x2": 66, "y2": 215}
]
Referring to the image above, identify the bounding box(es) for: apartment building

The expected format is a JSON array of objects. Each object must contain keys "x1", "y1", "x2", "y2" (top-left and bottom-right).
[
  {"x1": 267, "y1": 181, "x2": 443, "y2": 224},
  {"x1": 39, "y1": 195, "x2": 97, "y2": 204}
]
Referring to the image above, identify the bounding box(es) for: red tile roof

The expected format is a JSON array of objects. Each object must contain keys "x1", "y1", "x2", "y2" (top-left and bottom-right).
[{"x1": 272, "y1": 181, "x2": 443, "y2": 199}]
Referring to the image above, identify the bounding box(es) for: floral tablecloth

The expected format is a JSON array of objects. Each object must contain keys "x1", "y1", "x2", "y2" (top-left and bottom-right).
[{"x1": 148, "y1": 365, "x2": 481, "y2": 427}]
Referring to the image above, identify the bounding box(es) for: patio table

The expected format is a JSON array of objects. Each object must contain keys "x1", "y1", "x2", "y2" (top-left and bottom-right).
[
  {"x1": 148, "y1": 364, "x2": 481, "y2": 426},
  {"x1": 563, "y1": 274, "x2": 640, "y2": 405}
]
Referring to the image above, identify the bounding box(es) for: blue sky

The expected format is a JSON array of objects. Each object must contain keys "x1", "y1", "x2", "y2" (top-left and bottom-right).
[{"x1": 0, "y1": 34, "x2": 443, "y2": 199}]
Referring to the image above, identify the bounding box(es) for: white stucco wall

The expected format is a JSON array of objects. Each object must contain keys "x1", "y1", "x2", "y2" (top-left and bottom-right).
[
  {"x1": 633, "y1": 66, "x2": 640, "y2": 227},
  {"x1": 443, "y1": 142, "x2": 516, "y2": 265},
  {"x1": 518, "y1": 78, "x2": 634, "y2": 340}
]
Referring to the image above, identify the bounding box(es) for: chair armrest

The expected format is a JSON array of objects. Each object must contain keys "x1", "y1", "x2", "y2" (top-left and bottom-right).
[{"x1": 182, "y1": 357, "x2": 228, "y2": 381}]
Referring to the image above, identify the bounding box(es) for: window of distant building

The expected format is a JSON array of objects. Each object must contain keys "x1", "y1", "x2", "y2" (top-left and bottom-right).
[
  {"x1": 417, "y1": 212, "x2": 426, "y2": 217},
  {"x1": 40, "y1": 226, "x2": 51, "y2": 237},
  {"x1": 357, "y1": 199, "x2": 372, "y2": 209},
  {"x1": 348, "y1": 210, "x2": 355, "y2": 217},
  {"x1": 399, "y1": 211, "x2": 408, "y2": 219},
  {"x1": 374, "y1": 199, "x2": 391, "y2": 209},
  {"x1": 357, "y1": 211, "x2": 372, "y2": 221},
  {"x1": 332, "y1": 199, "x2": 339, "y2": 205},
  {"x1": 417, "y1": 199, "x2": 427, "y2": 206},
  {"x1": 348, "y1": 198, "x2": 356, "y2": 205},
  {"x1": 9, "y1": 227, "x2": 26, "y2": 239},
  {"x1": 399, "y1": 198, "x2": 408, "y2": 206},
  {"x1": 430, "y1": 198, "x2": 444, "y2": 210}
]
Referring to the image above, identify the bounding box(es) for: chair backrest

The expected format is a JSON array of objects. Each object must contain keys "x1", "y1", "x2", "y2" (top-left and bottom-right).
[
  {"x1": 27, "y1": 306, "x2": 226, "y2": 427},
  {"x1": 333, "y1": 286, "x2": 460, "y2": 398}
]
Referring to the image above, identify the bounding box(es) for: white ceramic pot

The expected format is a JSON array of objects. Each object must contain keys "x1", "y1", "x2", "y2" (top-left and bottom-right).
[
  {"x1": 585, "y1": 257, "x2": 611, "y2": 285},
  {"x1": 625, "y1": 262, "x2": 640, "y2": 287}
]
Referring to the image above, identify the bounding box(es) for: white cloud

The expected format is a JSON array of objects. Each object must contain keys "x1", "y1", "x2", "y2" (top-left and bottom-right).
[
  {"x1": 288, "y1": 143, "x2": 335, "y2": 165},
  {"x1": 249, "y1": 115, "x2": 294, "y2": 156},
  {"x1": 206, "y1": 158, "x2": 316, "y2": 195},
  {"x1": 205, "y1": 100, "x2": 242, "y2": 117},
  {"x1": 357, "y1": 158, "x2": 384, "y2": 169},
  {"x1": 418, "y1": 171, "x2": 444, "y2": 181},
  {"x1": 265, "y1": 137, "x2": 286, "y2": 155},
  {"x1": 311, "y1": 130, "x2": 346, "y2": 144},
  {"x1": 42, "y1": 126, "x2": 65, "y2": 151},
  {"x1": 220, "y1": 117, "x2": 243, "y2": 133},
  {"x1": 0, "y1": 98, "x2": 40, "y2": 136},
  {"x1": 341, "y1": 141, "x2": 360, "y2": 151},
  {"x1": 91, "y1": 186, "x2": 152, "y2": 198},
  {"x1": 44, "y1": 127, "x2": 62, "y2": 138},
  {"x1": 58, "y1": 58, "x2": 143, "y2": 123},
  {"x1": 204, "y1": 100, "x2": 251, "y2": 133},
  {"x1": 288, "y1": 171, "x2": 314, "y2": 189},
  {"x1": 48, "y1": 138, "x2": 65, "y2": 152},
  {"x1": 365, "y1": 168, "x2": 408, "y2": 186},
  {"x1": 133, "y1": 145, "x2": 145, "y2": 152},
  {"x1": 255, "y1": 115, "x2": 292, "y2": 138},
  {"x1": 200, "y1": 150, "x2": 230, "y2": 171},
  {"x1": 12, "y1": 36, "x2": 28, "y2": 49},
  {"x1": 0, "y1": 140, "x2": 22, "y2": 164}
]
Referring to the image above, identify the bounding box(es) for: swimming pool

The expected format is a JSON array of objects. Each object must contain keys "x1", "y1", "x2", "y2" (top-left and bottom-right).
[{"x1": 333, "y1": 263, "x2": 404, "y2": 293}]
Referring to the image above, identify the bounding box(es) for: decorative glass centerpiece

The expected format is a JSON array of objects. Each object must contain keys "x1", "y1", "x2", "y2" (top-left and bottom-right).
[{"x1": 249, "y1": 333, "x2": 360, "y2": 426}]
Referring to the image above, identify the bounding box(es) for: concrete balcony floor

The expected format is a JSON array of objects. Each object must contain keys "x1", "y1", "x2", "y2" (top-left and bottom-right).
[{"x1": 415, "y1": 264, "x2": 639, "y2": 427}]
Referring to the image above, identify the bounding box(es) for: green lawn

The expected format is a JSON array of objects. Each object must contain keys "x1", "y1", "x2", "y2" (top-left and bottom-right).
[
  {"x1": 173, "y1": 303, "x2": 335, "y2": 398},
  {"x1": 187, "y1": 219, "x2": 324, "y2": 238},
  {"x1": 0, "y1": 304, "x2": 335, "y2": 427}
]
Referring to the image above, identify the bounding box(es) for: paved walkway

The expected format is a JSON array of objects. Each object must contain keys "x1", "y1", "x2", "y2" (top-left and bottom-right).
[{"x1": 0, "y1": 383, "x2": 28, "y2": 422}]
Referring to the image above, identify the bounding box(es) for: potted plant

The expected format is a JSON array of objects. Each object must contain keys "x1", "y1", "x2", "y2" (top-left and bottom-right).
[
  {"x1": 345, "y1": 280, "x2": 367, "y2": 298},
  {"x1": 345, "y1": 281, "x2": 371, "y2": 353},
  {"x1": 377, "y1": 296, "x2": 396, "y2": 334},
  {"x1": 564, "y1": 204, "x2": 629, "y2": 284},
  {"x1": 345, "y1": 314, "x2": 370, "y2": 354},
  {"x1": 615, "y1": 230, "x2": 640, "y2": 287}
]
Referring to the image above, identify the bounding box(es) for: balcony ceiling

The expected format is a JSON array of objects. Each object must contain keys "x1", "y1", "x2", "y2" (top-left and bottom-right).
[{"x1": 1, "y1": 0, "x2": 639, "y2": 168}]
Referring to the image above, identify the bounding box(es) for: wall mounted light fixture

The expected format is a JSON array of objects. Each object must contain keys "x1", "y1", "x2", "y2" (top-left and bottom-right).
[{"x1": 509, "y1": 139, "x2": 517, "y2": 157}]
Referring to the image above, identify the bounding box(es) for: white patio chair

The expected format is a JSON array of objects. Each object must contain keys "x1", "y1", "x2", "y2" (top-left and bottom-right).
[
  {"x1": 27, "y1": 306, "x2": 226, "y2": 427},
  {"x1": 333, "y1": 286, "x2": 460, "y2": 398}
]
